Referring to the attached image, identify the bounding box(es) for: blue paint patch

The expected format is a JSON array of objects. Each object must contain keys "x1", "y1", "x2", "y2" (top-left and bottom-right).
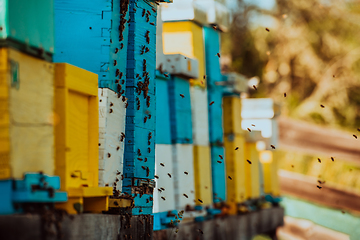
[
  {"x1": 168, "y1": 76, "x2": 193, "y2": 144},
  {"x1": 210, "y1": 146, "x2": 226, "y2": 203},
  {"x1": 0, "y1": 180, "x2": 14, "y2": 215},
  {"x1": 153, "y1": 210, "x2": 178, "y2": 230},
  {"x1": 155, "y1": 75, "x2": 171, "y2": 144},
  {"x1": 208, "y1": 87, "x2": 224, "y2": 144},
  {"x1": 54, "y1": 0, "x2": 128, "y2": 93}
]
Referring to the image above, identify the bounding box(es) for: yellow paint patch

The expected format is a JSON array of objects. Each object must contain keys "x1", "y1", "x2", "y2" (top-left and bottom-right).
[
  {"x1": 245, "y1": 142, "x2": 260, "y2": 199},
  {"x1": 223, "y1": 96, "x2": 243, "y2": 135}
]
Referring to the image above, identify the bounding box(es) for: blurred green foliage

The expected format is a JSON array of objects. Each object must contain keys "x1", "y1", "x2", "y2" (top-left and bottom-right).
[{"x1": 226, "y1": 0, "x2": 360, "y2": 131}]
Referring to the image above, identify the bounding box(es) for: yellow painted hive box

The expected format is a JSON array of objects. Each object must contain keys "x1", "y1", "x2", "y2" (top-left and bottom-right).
[
  {"x1": 0, "y1": 47, "x2": 54, "y2": 180},
  {"x1": 54, "y1": 63, "x2": 112, "y2": 213},
  {"x1": 244, "y1": 142, "x2": 260, "y2": 200},
  {"x1": 163, "y1": 21, "x2": 206, "y2": 87},
  {"x1": 223, "y1": 96, "x2": 243, "y2": 135},
  {"x1": 193, "y1": 145, "x2": 213, "y2": 205}
]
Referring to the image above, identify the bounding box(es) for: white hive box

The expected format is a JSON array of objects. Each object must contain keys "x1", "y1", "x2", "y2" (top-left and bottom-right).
[
  {"x1": 153, "y1": 144, "x2": 176, "y2": 213},
  {"x1": 190, "y1": 86, "x2": 210, "y2": 146},
  {"x1": 172, "y1": 144, "x2": 195, "y2": 210},
  {"x1": 98, "y1": 88, "x2": 126, "y2": 191},
  {"x1": 161, "y1": 0, "x2": 208, "y2": 25},
  {"x1": 156, "y1": 5, "x2": 166, "y2": 70},
  {"x1": 195, "y1": 0, "x2": 230, "y2": 32},
  {"x1": 163, "y1": 54, "x2": 199, "y2": 79}
]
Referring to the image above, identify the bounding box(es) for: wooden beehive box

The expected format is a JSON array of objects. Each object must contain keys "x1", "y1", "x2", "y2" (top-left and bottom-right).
[
  {"x1": 54, "y1": 63, "x2": 112, "y2": 213},
  {"x1": 98, "y1": 88, "x2": 126, "y2": 192},
  {"x1": 0, "y1": 47, "x2": 54, "y2": 180}
]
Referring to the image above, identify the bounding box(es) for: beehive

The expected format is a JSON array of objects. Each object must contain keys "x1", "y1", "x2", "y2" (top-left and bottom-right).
[
  {"x1": 190, "y1": 86, "x2": 210, "y2": 146},
  {"x1": 261, "y1": 151, "x2": 280, "y2": 196},
  {"x1": 0, "y1": 0, "x2": 54, "y2": 60},
  {"x1": 153, "y1": 144, "x2": 176, "y2": 213},
  {"x1": 54, "y1": 63, "x2": 112, "y2": 214},
  {"x1": 244, "y1": 142, "x2": 260, "y2": 200},
  {"x1": 193, "y1": 145, "x2": 213, "y2": 205},
  {"x1": 224, "y1": 134, "x2": 246, "y2": 210},
  {"x1": 163, "y1": 21, "x2": 206, "y2": 87},
  {"x1": 210, "y1": 146, "x2": 226, "y2": 203},
  {"x1": 172, "y1": 144, "x2": 195, "y2": 210},
  {"x1": 98, "y1": 88, "x2": 126, "y2": 192},
  {"x1": 54, "y1": 0, "x2": 128, "y2": 93},
  {"x1": 168, "y1": 75, "x2": 193, "y2": 144},
  {"x1": 223, "y1": 96, "x2": 243, "y2": 135},
  {"x1": 0, "y1": 47, "x2": 54, "y2": 180},
  {"x1": 155, "y1": 75, "x2": 171, "y2": 144}
]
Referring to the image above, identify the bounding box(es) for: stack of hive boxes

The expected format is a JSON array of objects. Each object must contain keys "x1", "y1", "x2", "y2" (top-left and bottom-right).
[{"x1": 0, "y1": 0, "x2": 67, "y2": 214}]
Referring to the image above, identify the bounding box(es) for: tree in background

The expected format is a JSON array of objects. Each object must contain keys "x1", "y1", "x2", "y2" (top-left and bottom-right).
[{"x1": 225, "y1": 0, "x2": 360, "y2": 131}]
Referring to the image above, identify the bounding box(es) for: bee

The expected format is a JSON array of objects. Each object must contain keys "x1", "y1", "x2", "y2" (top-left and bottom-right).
[
  {"x1": 185, "y1": 138, "x2": 190, "y2": 142},
  {"x1": 271, "y1": 145, "x2": 276, "y2": 149},
  {"x1": 198, "y1": 199, "x2": 203, "y2": 203},
  {"x1": 120, "y1": 43, "x2": 124, "y2": 49},
  {"x1": 318, "y1": 180, "x2": 325, "y2": 184},
  {"x1": 284, "y1": 93, "x2": 287, "y2": 97},
  {"x1": 209, "y1": 101, "x2": 215, "y2": 105},
  {"x1": 168, "y1": 173, "x2": 172, "y2": 178},
  {"x1": 115, "y1": 178, "x2": 119, "y2": 182},
  {"x1": 291, "y1": 165, "x2": 294, "y2": 168},
  {"x1": 265, "y1": 28, "x2": 270, "y2": 32},
  {"x1": 179, "y1": 94, "x2": 185, "y2": 99},
  {"x1": 113, "y1": 60, "x2": 117, "y2": 66},
  {"x1": 148, "y1": 132, "x2": 152, "y2": 140},
  {"x1": 150, "y1": 22, "x2": 155, "y2": 26},
  {"x1": 116, "y1": 170, "x2": 121, "y2": 175},
  {"x1": 109, "y1": 108, "x2": 113, "y2": 114},
  {"x1": 142, "y1": 9, "x2": 146, "y2": 17},
  {"x1": 317, "y1": 185, "x2": 322, "y2": 189},
  {"x1": 148, "y1": 147, "x2": 151, "y2": 153},
  {"x1": 122, "y1": 96, "x2": 126, "y2": 102},
  {"x1": 108, "y1": 153, "x2": 111, "y2": 158},
  {"x1": 160, "y1": 163, "x2": 165, "y2": 167},
  {"x1": 115, "y1": 48, "x2": 119, "y2": 54},
  {"x1": 320, "y1": 104, "x2": 325, "y2": 108},
  {"x1": 161, "y1": 197, "x2": 166, "y2": 201},
  {"x1": 113, "y1": 201, "x2": 119, "y2": 206},
  {"x1": 203, "y1": 75, "x2": 206, "y2": 79},
  {"x1": 144, "y1": 116, "x2": 147, "y2": 123},
  {"x1": 137, "y1": 158, "x2": 143, "y2": 161},
  {"x1": 116, "y1": 146, "x2": 120, "y2": 151},
  {"x1": 175, "y1": 229, "x2": 179, "y2": 233},
  {"x1": 150, "y1": 197, "x2": 153, "y2": 201},
  {"x1": 198, "y1": 229, "x2": 203, "y2": 234},
  {"x1": 333, "y1": 75, "x2": 335, "y2": 78},
  {"x1": 342, "y1": 210, "x2": 345, "y2": 214},
  {"x1": 353, "y1": 134, "x2": 358, "y2": 139},
  {"x1": 235, "y1": 147, "x2": 239, "y2": 150},
  {"x1": 228, "y1": 176, "x2": 232, "y2": 180},
  {"x1": 331, "y1": 157, "x2": 334, "y2": 161},
  {"x1": 212, "y1": 26, "x2": 217, "y2": 30},
  {"x1": 125, "y1": 102, "x2": 128, "y2": 108},
  {"x1": 183, "y1": 194, "x2": 188, "y2": 198},
  {"x1": 145, "y1": 31, "x2": 150, "y2": 44},
  {"x1": 139, "y1": 209, "x2": 143, "y2": 213},
  {"x1": 217, "y1": 53, "x2": 220, "y2": 58},
  {"x1": 184, "y1": 172, "x2": 188, "y2": 175},
  {"x1": 219, "y1": 155, "x2": 223, "y2": 159},
  {"x1": 247, "y1": 128, "x2": 251, "y2": 132},
  {"x1": 154, "y1": 175, "x2": 159, "y2": 179},
  {"x1": 357, "y1": 128, "x2": 360, "y2": 132},
  {"x1": 251, "y1": 124, "x2": 255, "y2": 126},
  {"x1": 141, "y1": 166, "x2": 146, "y2": 170},
  {"x1": 253, "y1": 85, "x2": 257, "y2": 90},
  {"x1": 146, "y1": 167, "x2": 150, "y2": 177},
  {"x1": 247, "y1": 159, "x2": 252, "y2": 164},
  {"x1": 121, "y1": 175, "x2": 124, "y2": 180},
  {"x1": 105, "y1": 183, "x2": 109, "y2": 186},
  {"x1": 318, "y1": 158, "x2": 321, "y2": 163},
  {"x1": 217, "y1": 161, "x2": 222, "y2": 164}
]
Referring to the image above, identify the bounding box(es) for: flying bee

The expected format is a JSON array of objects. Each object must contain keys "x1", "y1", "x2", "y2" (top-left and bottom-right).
[
  {"x1": 317, "y1": 185, "x2": 322, "y2": 189},
  {"x1": 219, "y1": 155, "x2": 223, "y2": 159},
  {"x1": 271, "y1": 145, "x2": 276, "y2": 149},
  {"x1": 217, "y1": 53, "x2": 220, "y2": 58},
  {"x1": 116, "y1": 170, "x2": 121, "y2": 175},
  {"x1": 265, "y1": 28, "x2": 270, "y2": 32},
  {"x1": 154, "y1": 175, "x2": 159, "y2": 179},
  {"x1": 168, "y1": 173, "x2": 172, "y2": 178},
  {"x1": 318, "y1": 158, "x2": 321, "y2": 163},
  {"x1": 184, "y1": 172, "x2": 188, "y2": 175},
  {"x1": 160, "y1": 163, "x2": 165, "y2": 167},
  {"x1": 357, "y1": 128, "x2": 360, "y2": 132},
  {"x1": 108, "y1": 153, "x2": 111, "y2": 158},
  {"x1": 116, "y1": 146, "x2": 120, "y2": 151},
  {"x1": 331, "y1": 157, "x2": 334, "y2": 161},
  {"x1": 180, "y1": 94, "x2": 185, "y2": 98},
  {"x1": 161, "y1": 197, "x2": 166, "y2": 201},
  {"x1": 235, "y1": 147, "x2": 239, "y2": 150},
  {"x1": 284, "y1": 93, "x2": 287, "y2": 97},
  {"x1": 247, "y1": 160, "x2": 252, "y2": 164},
  {"x1": 353, "y1": 134, "x2": 358, "y2": 139},
  {"x1": 291, "y1": 165, "x2": 294, "y2": 168},
  {"x1": 198, "y1": 199, "x2": 203, "y2": 203},
  {"x1": 212, "y1": 26, "x2": 217, "y2": 30},
  {"x1": 203, "y1": 75, "x2": 206, "y2": 79},
  {"x1": 251, "y1": 124, "x2": 255, "y2": 126},
  {"x1": 217, "y1": 161, "x2": 222, "y2": 164},
  {"x1": 318, "y1": 180, "x2": 326, "y2": 184},
  {"x1": 253, "y1": 85, "x2": 257, "y2": 90},
  {"x1": 163, "y1": 73, "x2": 169, "y2": 78},
  {"x1": 320, "y1": 104, "x2": 325, "y2": 108},
  {"x1": 183, "y1": 194, "x2": 188, "y2": 198},
  {"x1": 209, "y1": 101, "x2": 214, "y2": 105},
  {"x1": 247, "y1": 128, "x2": 251, "y2": 132},
  {"x1": 228, "y1": 176, "x2": 232, "y2": 180}
]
